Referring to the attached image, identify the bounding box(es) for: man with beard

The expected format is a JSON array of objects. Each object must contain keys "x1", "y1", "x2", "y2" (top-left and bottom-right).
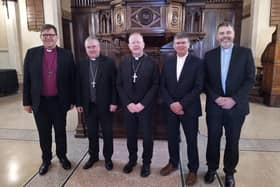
[{"x1": 203, "y1": 22, "x2": 255, "y2": 187}]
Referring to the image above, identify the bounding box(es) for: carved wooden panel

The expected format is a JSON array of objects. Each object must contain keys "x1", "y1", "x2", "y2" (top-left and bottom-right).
[
  {"x1": 128, "y1": 6, "x2": 163, "y2": 32},
  {"x1": 113, "y1": 5, "x2": 126, "y2": 33},
  {"x1": 26, "y1": 0, "x2": 44, "y2": 32},
  {"x1": 166, "y1": 3, "x2": 184, "y2": 32}
]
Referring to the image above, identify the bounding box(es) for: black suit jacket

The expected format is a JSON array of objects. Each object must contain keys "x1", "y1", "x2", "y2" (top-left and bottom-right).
[
  {"x1": 116, "y1": 55, "x2": 159, "y2": 108},
  {"x1": 23, "y1": 46, "x2": 75, "y2": 113},
  {"x1": 76, "y1": 55, "x2": 117, "y2": 115},
  {"x1": 161, "y1": 54, "x2": 204, "y2": 117},
  {"x1": 204, "y1": 45, "x2": 255, "y2": 116}
]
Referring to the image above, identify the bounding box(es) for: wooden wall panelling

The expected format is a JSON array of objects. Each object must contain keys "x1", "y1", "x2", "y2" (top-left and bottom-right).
[{"x1": 202, "y1": 1, "x2": 242, "y2": 55}]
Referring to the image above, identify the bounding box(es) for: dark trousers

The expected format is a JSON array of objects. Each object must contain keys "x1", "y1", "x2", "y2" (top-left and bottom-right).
[
  {"x1": 33, "y1": 96, "x2": 67, "y2": 163},
  {"x1": 206, "y1": 110, "x2": 245, "y2": 175},
  {"x1": 85, "y1": 103, "x2": 113, "y2": 161},
  {"x1": 123, "y1": 107, "x2": 153, "y2": 165},
  {"x1": 166, "y1": 109, "x2": 199, "y2": 172}
]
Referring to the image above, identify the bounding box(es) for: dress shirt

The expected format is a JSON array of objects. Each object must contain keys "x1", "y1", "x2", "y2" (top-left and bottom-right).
[
  {"x1": 220, "y1": 45, "x2": 233, "y2": 94},
  {"x1": 176, "y1": 53, "x2": 188, "y2": 81}
]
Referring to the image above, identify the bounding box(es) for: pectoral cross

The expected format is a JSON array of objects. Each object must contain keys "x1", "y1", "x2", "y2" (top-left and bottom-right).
[
  {"x1": 132, "y1": 73, "x2": 138, "y2": 83},
  {"x1": 48, "y1": 71, "x2": 53, "y2": 77},
  {"x1": 91, "y1": 81, "x2": 96, "y2": 88}
]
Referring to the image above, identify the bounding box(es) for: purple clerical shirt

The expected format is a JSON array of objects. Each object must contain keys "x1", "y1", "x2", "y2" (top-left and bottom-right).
[{"x1": 41, "y1": 48, "x2": 58, "y2": 96}]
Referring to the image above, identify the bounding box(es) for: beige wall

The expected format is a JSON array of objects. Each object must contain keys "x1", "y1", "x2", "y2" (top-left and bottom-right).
[
  {"x1": 240, "y1": 0, "x2": 276, "y2": 67},
  {"x1": 0, "y1": 4, "x2": 9, "y2": 68},
  {"x1": 0, "y1": 5, "x2": 8, "y2": 49}
]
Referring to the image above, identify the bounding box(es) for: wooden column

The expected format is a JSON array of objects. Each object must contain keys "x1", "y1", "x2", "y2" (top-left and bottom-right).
[{"x1": 261, "y1": 0, "x2": 280, "y2": 106}]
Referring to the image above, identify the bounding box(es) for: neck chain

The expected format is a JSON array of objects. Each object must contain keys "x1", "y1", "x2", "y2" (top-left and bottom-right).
[
  {"x1": 131, "y1": 55, "x2": 144, "y2": 83},
  {"x1": 89, "y1": 59, "x2": 98, "y2": 88}
]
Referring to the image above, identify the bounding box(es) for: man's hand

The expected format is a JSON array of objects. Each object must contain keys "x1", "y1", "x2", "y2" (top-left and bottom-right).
[
  {"x1": 24, "y1": 106, "x2": 32, "y2": 113},
  {"x1": 110, "y1": 105, "x2": 118, "y2": 112},
  {"x1": 221, "y1": 97, "x2": 236, "y2": 109},
  {"x1": 170, "y1": 102, "x2": 184, "y2": 115},
  {"x1": 215, "y1": 97, "x2": 226, "y2": 106},
  {"x1": 215, "y1": 97, "x2": 236, "y2": 109},
  {"x1": 76, "y1": 106, "x2": 84, "y2": 113},
  {"x1": 135, "y1": 103, "x2": 145, "y2": 113},
  {"x1": 127, "y1": 103, "x2": 137, "y2": 113}
]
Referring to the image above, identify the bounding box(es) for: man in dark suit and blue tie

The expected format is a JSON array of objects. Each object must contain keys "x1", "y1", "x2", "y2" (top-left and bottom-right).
[
  {"x1": 203, "y1": 22, "x2": 255, "y2": 187},
  {"x1": 160, "y1": 32, "x2": 204, "y2": 186},
  {"x1": 117, "y1": 32, "x2": 159, "y2": 177},
  {"x1": 76, "y1": 36, "x2": 117, "y2": 171},
  {"x1": 23, "y1": 24, "x2": 75, "y2": 175}
]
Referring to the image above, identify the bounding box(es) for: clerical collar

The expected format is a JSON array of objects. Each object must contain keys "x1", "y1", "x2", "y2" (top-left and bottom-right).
[
  {"x1": 133, "y1": 54, "x2": 144, "y2": 61},
  {"x1": 90, "y1": 58, "x2": 96, "y2": 61},
  {"x1": 45, "y1": 48, "x2": 56, "y2": 53},
  {"x1": 221, "y1": 44, "x2": 234, "y2": 52}
]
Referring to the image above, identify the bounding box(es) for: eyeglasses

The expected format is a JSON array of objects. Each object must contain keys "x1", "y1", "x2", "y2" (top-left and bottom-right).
[{"x1": 41, "y1": 34, "x2": 57, "y2": 38}]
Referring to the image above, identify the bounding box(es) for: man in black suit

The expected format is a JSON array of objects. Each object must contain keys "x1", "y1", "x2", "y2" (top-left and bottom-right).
[
  {"x1": 160, "y1": 32, "x2": 204, "y2": 186},
  {"x1": 76, "y1": 36, "x2": 117, "y2": 171},
  {"x1": 23, "y1": 24, "x2": 75, "y2": 175},
  {"x1": 204, "y1": 22, "x2": 255, "y2": 187},
  {"x1": 117, "y1": 32, "x2": 159, "y2": 177}
]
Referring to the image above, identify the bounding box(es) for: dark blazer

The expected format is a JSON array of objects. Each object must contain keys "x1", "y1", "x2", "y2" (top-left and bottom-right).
[
  {"x1": 76, "y1": 55, "x2": 117, "y2": 115},
  {"x1": 116, "y1": 55, "x2": 159, "y2": 108},
  {"x1": 23, "y1": 46, "x2": 75, "y2": 113},
  {"x1": 161, "y1": 54, "x2": 204, "y2": 117},
  {"x1": 204, "y1": 45, "x2": 255, "y2": 116}
]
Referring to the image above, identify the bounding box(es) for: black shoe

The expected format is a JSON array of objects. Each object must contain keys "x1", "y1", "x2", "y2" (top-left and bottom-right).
[
  {"x1": 140, "y1": 164, "x2": 151, "y2": 177},
  {"x1": 204, "y1": 169, "x2": 216, "y2": 184},
  {"x1": 59, "y1": 157, "x2": 72, "y2": 170},
  {"x1": 123, "y1": 161, "x2": 136, "y2": 173},
  {"x1": 225, "y1": 175, "x2": 235, "y2": 187},
  {"x1": 105, "y1": 160, "x2": 113, "y2": 171},
  {"x1": 83, "y1": 157, "x2": 99, "y2": 169},
  {"x1": 39, "y1": 162, "x2": 50, "y2": 175}
]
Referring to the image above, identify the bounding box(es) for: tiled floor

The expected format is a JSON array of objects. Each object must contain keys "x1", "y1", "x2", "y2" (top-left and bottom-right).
[{"x1": 0, "y1": 93, "x2": 280, "y2": 187}]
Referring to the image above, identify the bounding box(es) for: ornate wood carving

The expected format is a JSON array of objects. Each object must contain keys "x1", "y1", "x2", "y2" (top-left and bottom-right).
[
  {"x1": 71, "y1": 0, "x2": 244, "y2": 138},
  {"x1": 261, "y1": 0, "x2": 280, "y2": 106},
  {"x1": 26, "y1": 0, "x2": 44, "y2": 32}
]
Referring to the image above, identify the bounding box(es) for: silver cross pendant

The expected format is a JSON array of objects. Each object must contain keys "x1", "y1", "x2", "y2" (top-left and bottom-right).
[{"x1": 132, "y1": 73, "x2": 138, "y2": 83}]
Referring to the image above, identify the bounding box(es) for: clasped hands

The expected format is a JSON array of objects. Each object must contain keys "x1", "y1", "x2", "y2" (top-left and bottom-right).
[
  {"x1": 170, "y1": 102, "x2": 184, "y2": 115},
  {"x1": 215, "y1": 97, "x2": 236, "y2": 109},
  {"x1": 127, "y1": 103, "x2": 144, "y2": 113},
  {"x1": 76, "y1": 104, "x2": 118, "y2": 113}
]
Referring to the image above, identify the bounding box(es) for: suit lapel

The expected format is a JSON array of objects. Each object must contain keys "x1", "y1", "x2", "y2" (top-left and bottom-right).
[
  {"x1": 85, "y1": 58, "x2": 91, "y2": 88},
  {"x1": 36, "y1": 47, "x2": 44, "y2": 89},
  {"x1": 170, "y1": 56, "x2": 178, "y2": 84},
  {"x1": 215, "y1": 47, "x2": 223, "y2": 93},
  {"x1": 95, "y1": 56, "x2": 104, "y2": 85},
  {"x1": 56, "y1": 47, "x2": 62, "y2": 84}
]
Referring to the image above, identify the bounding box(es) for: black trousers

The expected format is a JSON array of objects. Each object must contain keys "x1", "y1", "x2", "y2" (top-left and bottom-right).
[
  {"x1": 166, "y1": 109, "x2": 199, "y2": 172},
  {"x1": 123, "y1": 107, "x2": 153, "y2": 165},
  {"x1": 33, "y1": 96, "x2": 67, "y2": 163},
  {"x1": 85, "y1": 103, "x2": 113, "y2": 161},
  {"x1": 206, "y1": 110, "x2": 245, "y2": 175}
]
